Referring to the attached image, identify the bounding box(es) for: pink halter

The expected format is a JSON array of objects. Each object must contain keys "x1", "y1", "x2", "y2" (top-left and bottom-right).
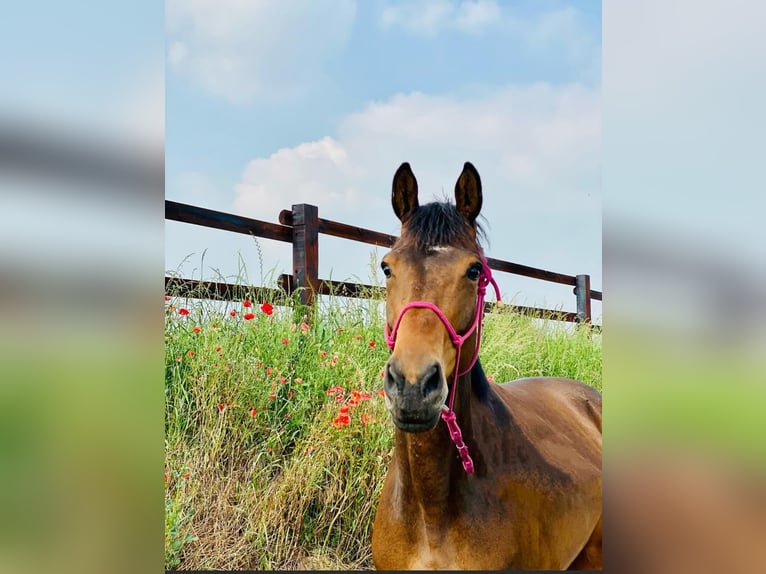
[{"x1": 384, "y1": 253, "x2": 501, "y2": 474}]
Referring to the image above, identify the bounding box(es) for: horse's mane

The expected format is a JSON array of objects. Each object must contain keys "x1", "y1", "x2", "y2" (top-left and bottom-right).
[
  {"x1": 397, "y1": 201, "x2": 486, "y2": 253},
  {"x1": 470, "y1": 358, "x2": 492, "y2": 401}
]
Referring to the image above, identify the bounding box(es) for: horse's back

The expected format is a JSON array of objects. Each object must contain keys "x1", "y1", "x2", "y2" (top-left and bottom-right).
[{"x1": 499, "y1": 376, "x2": 601, "y2": 433}]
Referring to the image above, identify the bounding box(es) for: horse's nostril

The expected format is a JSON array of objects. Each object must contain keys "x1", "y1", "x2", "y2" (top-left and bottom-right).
[
  {"x1": 384, "y1": 362, "x2": 405, "y2": 394},
  {"x1": 421, "y1": 364, "x2": 442, "y2": 398}
]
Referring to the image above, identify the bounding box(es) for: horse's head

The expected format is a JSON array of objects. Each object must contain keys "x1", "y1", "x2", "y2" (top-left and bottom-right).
[{"x1": 381, "y1": 162, "x2": 486, "y2": 433}]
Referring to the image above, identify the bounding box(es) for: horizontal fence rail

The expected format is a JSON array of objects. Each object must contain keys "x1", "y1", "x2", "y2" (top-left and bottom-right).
[{"x1": 165, "y1": 200, "x2": 602, "y2": 325}]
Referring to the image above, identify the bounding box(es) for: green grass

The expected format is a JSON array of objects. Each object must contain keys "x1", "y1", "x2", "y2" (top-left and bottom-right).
[{"x1": 164, "y1": 285, "x2": 602, "y2": 570}]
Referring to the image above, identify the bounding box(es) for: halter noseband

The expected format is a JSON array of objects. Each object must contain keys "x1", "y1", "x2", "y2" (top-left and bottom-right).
[{"x1": 383, "y1": 253, "x2": 501, "y2": 474}]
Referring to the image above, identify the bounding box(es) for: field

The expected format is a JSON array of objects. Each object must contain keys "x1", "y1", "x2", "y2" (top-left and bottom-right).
[{"x1": 164, "y1": 285, "x2": 602, "y2": 570}]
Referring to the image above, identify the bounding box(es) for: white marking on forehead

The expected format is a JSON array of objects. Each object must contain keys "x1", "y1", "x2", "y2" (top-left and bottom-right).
[{"x1": 427, "y1": 245, "x2": 453, "y2": 253}]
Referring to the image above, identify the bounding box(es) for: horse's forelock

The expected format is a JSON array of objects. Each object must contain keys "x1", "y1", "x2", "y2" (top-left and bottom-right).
[{"x1": 397, "y1": 202, "x2": 486, "y2": 252}]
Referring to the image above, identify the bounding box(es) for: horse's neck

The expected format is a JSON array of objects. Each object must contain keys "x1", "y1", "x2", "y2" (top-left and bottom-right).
[{"x1": 393, "y1": 372, "x2": 474, "y2": 520}]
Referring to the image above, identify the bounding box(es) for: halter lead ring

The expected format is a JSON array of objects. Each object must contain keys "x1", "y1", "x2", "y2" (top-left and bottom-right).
[{"x1": 384, "y1": 254, "x2": 501, "y2": 474}]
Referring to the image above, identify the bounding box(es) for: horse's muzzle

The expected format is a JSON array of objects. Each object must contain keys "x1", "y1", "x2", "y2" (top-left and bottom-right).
[{"x1": 383, "y1": 359, "x2": 447, "y2": 432}]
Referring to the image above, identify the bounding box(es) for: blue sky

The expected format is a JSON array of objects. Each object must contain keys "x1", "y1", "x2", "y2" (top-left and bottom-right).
[{"x1": 165, "y1": 0, "x2": 602, "y2": 318}]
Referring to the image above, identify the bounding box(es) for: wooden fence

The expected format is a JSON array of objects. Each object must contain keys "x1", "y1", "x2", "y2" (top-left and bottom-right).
[{"x1": 165, "y1": 200, "x2": 602, "y2": 324}]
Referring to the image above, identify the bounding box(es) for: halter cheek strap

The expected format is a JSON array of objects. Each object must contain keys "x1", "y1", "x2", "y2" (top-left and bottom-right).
[{"x1": 384, "y1": 255, "x2": 501, "y2": 474}]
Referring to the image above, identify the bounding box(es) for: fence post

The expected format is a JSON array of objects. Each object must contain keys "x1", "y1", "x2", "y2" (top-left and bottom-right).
[
  {"x1": 575, "y1": 274, "x2": 592, "y2": 324},
  {"x1": 291, "y1": 204, "x2": 319, "y2": 307}
]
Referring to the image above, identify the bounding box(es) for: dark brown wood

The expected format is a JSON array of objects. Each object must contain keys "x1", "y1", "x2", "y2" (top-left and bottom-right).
[
  {"x1": 164, "y1": 276, "x2": 285, "y2": 302},
  {"x1": 483, "y1": 302, "x2": 580, "y2": 323},
  {"x1": 575, "y1": 275, "x2": 592, "y2": 323},
  {"x1": 486, "y1": 257, "x2": 577, "y2": 286},
  {"x1": 318, "y1": 219, "x2": 397, "y2": 248},
  {"x1": 279, "y1": 274, "x2": 384, "y2": 299},
  {"x1": 165, "y1": 201, "x2": 602, "y2": 324},
  {"x1": 280, "y1": 209, "x2": 589, "y2": 290},
  {"x1": 291, "y1": 204, "x2": 320, "y2": 306},
  {"x1": 280, "y1": 210, "x2": 397, "y2": 248},
  {"x1": 166, "y1": 200, "x2": 293, "y2": 243}
]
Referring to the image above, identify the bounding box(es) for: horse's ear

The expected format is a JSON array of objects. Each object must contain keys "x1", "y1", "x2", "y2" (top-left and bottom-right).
[
  {"x1": 392, "y1": 162, "x2": 419, "y2": 223},
  {"x1": 454, "y1": 162, "x2": 482, "y2": 224}
]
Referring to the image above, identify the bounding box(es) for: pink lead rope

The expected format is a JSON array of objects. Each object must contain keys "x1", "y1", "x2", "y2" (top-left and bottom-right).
[{"x1": 384, "y1": 253, "x2": 501, "y2": 474}]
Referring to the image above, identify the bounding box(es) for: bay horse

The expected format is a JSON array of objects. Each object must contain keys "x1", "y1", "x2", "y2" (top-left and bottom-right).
[{"x1": 371, "y1": 162, "x2": 602, "y2": 570}]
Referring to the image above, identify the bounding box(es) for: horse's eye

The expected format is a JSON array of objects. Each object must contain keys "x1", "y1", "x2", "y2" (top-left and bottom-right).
[
  {"x1": 381, "y1": 262, "x2": 392, "y2": 278},
  {"x1": 466, "y1": 263, "x2": 482, "y2": 281}
]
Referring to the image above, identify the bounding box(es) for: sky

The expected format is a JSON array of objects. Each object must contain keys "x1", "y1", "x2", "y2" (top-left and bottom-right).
[{"x1": 164, "y1": 0, "x2": 602, "y2": 319}]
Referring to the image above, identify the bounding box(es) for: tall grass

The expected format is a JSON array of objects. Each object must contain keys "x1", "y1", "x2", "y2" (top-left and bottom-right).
[{"x1": 164, "y1": 283, "x2": 601, "y2": 570}]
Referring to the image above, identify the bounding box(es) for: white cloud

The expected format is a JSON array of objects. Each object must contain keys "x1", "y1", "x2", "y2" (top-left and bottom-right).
[
  {"x1": 166, "y1": 0, "x2": 356, "y2": 104},
  {"x1": 232, "y1": 84, "x2": 601, "y2": 302},
  {"x1": 380, "y1": 0, "x2": 499, "y2": 36},
  {"x1": 234, "y1": 136, "x2": 367, "y2": 218},
  {"x1": 379, "y1": 2, "x2": 599, "y2": 81},
  {"x1": 455, "y1": 0, "x2": 501, "y2": 33}
]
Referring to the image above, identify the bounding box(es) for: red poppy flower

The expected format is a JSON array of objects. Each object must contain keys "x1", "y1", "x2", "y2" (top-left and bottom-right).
[
  {"x1": 279, "y1": 376, "x2": 287, "y2": 385},
  {"x1": 361, "y1": 414, "x2": 373, "y2": 425},
  {"x1": 179, "y1": 308, "x2": 190, "y2": 316},
  {"x1": 282, "y1": 338, "x2": 289, "y2": 345},
  {"x1": 326, "y1": 385, "x2": 342, "y2": 396},
  {"x1": 294, "y1": 377, "x2": 303, "y2": 384},
  {"x1": 243, "y1": 299, "x2": 252, "y2": 308},
  {"x1": 183, "y1": 472, "x2": 190, "y2": 479},
  {"x1": 334, "y1": 394, "x2": 345, "y2": 403},
  {"x1": 249, "y1": 407, "x2": 257, "y2": 416},
  {"x1": 284, "y1": 413, "x2": 291, "y2": 419},
  {"x1": 378, "y1": 389, "x2": 385, "y2": 397},
  {"x1": 164, "y1": 472, "x2": 169, "y2": 482},
  {"x1": 217, "y1": 403, "x2": 224, "y2": 412},
  {"x1": 300, "y1": 322, "x2": 309, "y2": 332},
  {"x1": 175, "y1": 356, "x2": 182, "y2": 362},
  {"x1": 215, "y1": 347, "x2": 222, "y2": 352},
  {"x1": 348, "y1": 398, "x2": 359, "y2": 407},
  {"x1": 332, "y1": 414, "x2": 351, "y2": 429},
  {"x1": 187, "y1": 351, "x2": 195, "y2": 358},
  {"x1": 355, "y1": 335, "x2": 362, "y2": 341},
  {"x1": 339, "y1": 405, "x2": 350, "y2": 414},
  {"x1": 320, "y1": 351, "x2": 328, "y2": 358},
  {"x1": 360, "y1": 391, "x2": 372, "y2": 401},
  {"x1": 287, "y1": 390, "x2": 295, "y2": 399},
  {"x1": 192, "y1": 326, "x2": 201, "y2": 333},
  {"x1": 260, "y1": 303, "x2": 273, "y2": 315},
  {"x1": 164, "y1": 295, "x2": 171, "y2": 302},
  {"x1": 351, "y1": 390, "x2": 361, "y2": 399},
  {"x1": 244, "y1": 313, "x2": 255, "y2": 320},
  {"x1": 269, "y1": 392, "x2": 276, "y2": 400},
  {"x1": 380, "y1": 370, "x2": 385, "y2": 378},
  {"x1": 368, "y1": 341, "x2": 376, "y2": 347},
  {"x1": 229, "y1": 310, "x2": 236, "y2": 317},
  {"x1": 266, "y1": 367, "x2": 273, "y2": 377}
]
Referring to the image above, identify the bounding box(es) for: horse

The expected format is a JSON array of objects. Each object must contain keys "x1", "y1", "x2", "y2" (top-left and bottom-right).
[{"x1": 370, "y1": 162, "x2": 602, "y2": 570}]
